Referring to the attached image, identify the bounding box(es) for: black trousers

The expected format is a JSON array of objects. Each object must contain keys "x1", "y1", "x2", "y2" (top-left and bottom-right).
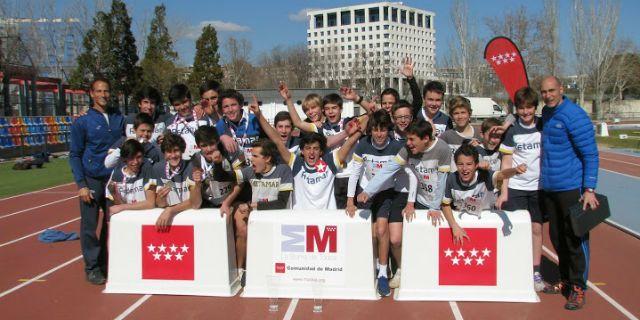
[
  {"x1": 541, "y1": 189, "x2": 590, "y2": 289},
  {"x1": 79, "y1": 176, "x2": 109, "y2": 273},
  {"x1": 334, "y1": 177, "x2": 349, "y2": 209}
]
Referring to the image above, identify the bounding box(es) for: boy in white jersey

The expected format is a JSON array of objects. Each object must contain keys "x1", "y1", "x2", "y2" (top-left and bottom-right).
[
  {"x1": 250, "y1": 98, "x2": 362, "y2": 209},
  {"x1": 151, "y1": 133, "x2": 199, "y2": 231},
  {"x1": 438, "y1": 142, "x2": 526, "y2": 245},
  {"x1": 346, "y1": 110, "x2": 405, "y2": 297},
  {"x1": 163, "y1": 84, "x2": 211, "y2": 159},
  {"x1": 106, "y1": 139, "x2": 156, "y2": 214},
  {"x1": 498, "y1": 87, "x2": 546, "y2": 291},
  {"x1": 105, "y1": 113, "x2": 162, "y2": 168},
  {"x1": 440, "y1": 96, "x2": 482, "y2": 170},
  {"x1": 417, "y1": 81, "x2": 453, "y2": 137},
  {"x1": 190, "y1": 126, "x2": 245, "y2": 216},
  {"x1": 476, "y1": 118, "x2": 503, "y2": 172},
  {"x1": 124, "y1": 86, "x2": 167, "y2": 143}
]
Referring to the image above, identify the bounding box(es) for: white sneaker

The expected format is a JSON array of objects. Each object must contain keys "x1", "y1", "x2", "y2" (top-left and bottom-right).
[
  {"x1": 389, "y1": 268, "x2": 401, "y2": 288},
  {"x1": 534, "y1": 271, "x2": 545, "y2": 292}
]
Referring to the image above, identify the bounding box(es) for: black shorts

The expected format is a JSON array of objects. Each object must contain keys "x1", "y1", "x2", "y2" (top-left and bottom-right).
[
  {"x1": 368, "y1": 188, "x2": 402, "y2": 223},
  {"x1": 390, "y1": 192, "x2": 430, "y2": 213},
  {"x1": 504, "y1": 188, "x2": 546, "y2": 223}
]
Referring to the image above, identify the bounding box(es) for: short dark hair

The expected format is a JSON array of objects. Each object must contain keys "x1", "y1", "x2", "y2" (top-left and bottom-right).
[
  {"x1": 161, "y1": 133, "x2": 186, "y2": 153},
  {"x1": 368, "y1": 109, "x2": 392, "y2": 133},
  {"x1": 380, "y1": 88, "x2": 399, "y2": 103},
  {"x1": 199, "y1": 80, "x2": 221, "y2": 97},
  {"x1": 514, "y1": 86, "x2": 539, "y2": 108},
  {"x1": 274, "y1": 111, "x2": 292, "y2": 126},
  {"x1": 299, "y1": 132, "x2": 327, "y2": 154},
  {"x1": 391, "y1": 100, "x2": 413, "y2": 116},
  {"x1": 322, "y1": 93, "x2": 343, "y2": 109},
  {"x1": 168, "y1": 84, "x2": 191, "y2": 105},
  {"x1": 251, "y1": 139, "x2": 278, "y2": 164},
  {"x1": 217, "y1": 89, "x2": 245, "y2": 113},
  {"x1": 481, "y1": 118, "x2": 502, "y2": 134},
  {"x1": 134, "y1": 85, "x2": 162, "y2": 107},
  {"x1": 194, "y1": 126, "x2": 220, "y2": 146},
  {"x1": 454, "y1": 140, "x2": 479, "y2": 164},
  {"x1": 406, "y1": 119, "x2": 433, "y2": 140},
  {"x1": 422, "y1": 80, "x2": 445, "y2": 97},
  {"x1": 90, "y1": 76, "x2": 110, "y2": 91},
  {"x1": 120, "y1": 139, "x2": 144, "y2": 160},
  {"x1": 133, "y1": 112, "x2": 154, "y2": 129}
]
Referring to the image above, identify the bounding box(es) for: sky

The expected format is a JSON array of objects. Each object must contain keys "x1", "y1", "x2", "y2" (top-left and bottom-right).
[{"x1": 50, "y1": 0, "x2": 640, "y2": 74}]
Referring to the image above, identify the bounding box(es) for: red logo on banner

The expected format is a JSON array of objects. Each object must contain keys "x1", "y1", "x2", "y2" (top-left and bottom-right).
[
  {"x1": 275, "y1": 262, "x2": 286, "y2": 273},
  {"x1": 141, "y1": 225, "x2": 194, "y2": 280},
  {"x1": 439, "y1": 228, "x2": 497, "y2": 286},
  {"x1": 484, "y1": 37, "x2": 529, "y2": 102}
]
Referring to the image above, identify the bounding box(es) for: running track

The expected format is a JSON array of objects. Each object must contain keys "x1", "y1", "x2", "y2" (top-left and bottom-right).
[{"x1": 0, "y1": 150, "x2": 638, "y2": 320}]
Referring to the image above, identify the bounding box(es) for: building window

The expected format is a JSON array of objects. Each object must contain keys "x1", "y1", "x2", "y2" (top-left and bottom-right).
[
  {"x1": 341, "y1": 29, "x2": 344, "y2": 34},
  {"x1": 392, "y1": 8, "x2": 398, "y2": 22},
  {"x1": 417, "y1": 13, "x2": 423, "y2": 27},
  {"x1": 308, "y1": 41, "x2": 311, "y2": 45},
  {"x1": 426, "y1": 15, "x2": 431, "y2": 28},
  {"x1": 320, "y1": 31, "x2": 324, "y2": 36},
  {"x1": 341, "y1": 11, "x2": 351, "y2": 25},
  {"x1": 376, "y1": 25, "x2": 380, "y2": 30},
  {"x1": 361, "y1": 35, "x2": 365, "y2": 40},
  {"x1": 348, "y1": 37, "x2": 351, "y2": 41},
  {"x1": 328, "y1": 12, "x2": 337, "y2": 27},
  {"x1": 369, "y1": 7, "x2": 379, "y2": 22},
  {"x1": 334, "y1": 30, "x2": 338, "y2": 34},
  {"x1": 321, "y1": 39, "x2": 324, "y2": 44},
  {"x1": 327, "y1": 39, "x2": 331, "y2": 43},
  {"x1": 377, "y1": 43, "x2": 381, "y2": 48},
  {"x1": 341, "y1": 46, "x2": 345, "y2": 50},
  {"x1": 384, "y1": 24, "x2": 389, "y2": 30},
  {"x1": 314, "y1": 40, "x2": 317, "y2": 45},
  {"x1": 307, "y1": 32, "x2": 311, "y2": 37},
  {"x1": 383, "y1": 6, "x2": 389, "y2": 20},
  {"x1": 400, "y1": 10, "x2": 406, "y2": 24},
  {"x1": 369, "y1": 26, "x2": 373, "y2": 31},
  {"x1": 361, "y1": 27, "x2": 365, "y2": 32},
  {"x1": 355, "y1": 9, "x2": 365, "y2": 23},
  {"x1": 376, "y1": 34, "x2": 380, "y2": 39},
  {"x1": 348, "y1": 45, "x2": 352, "y2": 50},
  {"x1": 369, "y1": 43, "x2": 373, "y2": 48},
  {"x1": 369, "y1": 35, "x2": 373, "y2": 40},
  {"x1": 315, "y1": 14, "x2": 324, "y2": 28},
  {"x1": 355, "y1": 44, "x2": 359, "y2": 49},
  {"x1": 384, "y1": 42, "x2": 389, "y2": 47},
  {"x1": 409, "y1": 11, "x2": 415, "y2": 25},
  {"x1": 384, "y1": 33, "x2": 389, "y2": 39}
]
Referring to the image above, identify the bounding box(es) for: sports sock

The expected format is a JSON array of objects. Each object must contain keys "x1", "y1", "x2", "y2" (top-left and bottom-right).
[{"x1": 378, "y1": 264, "x2": 388, "y2": 278}]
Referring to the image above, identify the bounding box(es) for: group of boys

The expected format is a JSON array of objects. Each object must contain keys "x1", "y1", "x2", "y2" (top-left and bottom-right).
[{"x1": 70, "y1": 63, "x2": 596, "y2": 310}]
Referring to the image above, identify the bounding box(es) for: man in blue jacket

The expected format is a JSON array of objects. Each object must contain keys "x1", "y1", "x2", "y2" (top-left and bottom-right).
[
  {"x1": 69, "y1": 78, "x2": 124, "y2": 285},
  {"x1": 539, "y1": 76, "x2": 599, "y2": 310}
]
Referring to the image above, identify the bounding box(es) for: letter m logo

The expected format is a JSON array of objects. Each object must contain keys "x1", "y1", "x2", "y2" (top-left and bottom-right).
[{"x1": 306, "y1": 225, "x2": 337, "y2": 253}]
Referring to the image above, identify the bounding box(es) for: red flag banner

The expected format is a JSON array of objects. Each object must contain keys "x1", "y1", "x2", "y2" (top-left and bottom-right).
[
  {"x1": 439, "y1": 228, "x2": 497, "y2": 286},
  {"x1": 484, "y1": 37, "x2": 529, "y2": 102},
  {"x1": 141, "y1": 225, "x2": 195, "y2": 280}
]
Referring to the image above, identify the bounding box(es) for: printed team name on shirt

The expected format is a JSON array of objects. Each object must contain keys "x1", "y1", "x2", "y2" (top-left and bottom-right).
[
  {"x1": 236, "y1": 164, "x2": 293, "y2": 204},
  {"x1": 439, "y1": 128, "x2": 482, "y2": 171},
  {"x1": 476, "y1": 146, "x2": 502, "y2": 172},
  {"x1": 443, "y1": 170, "x2": 497, "y2": 216},
  {"x1": 165, "y1": 117, "x2": 210, "y2": 159},
  {"x1": 290, "y1": 152, "x2": 341, "y2": 209},
  {"x1": 499, "y1": 118, "x2": 543, "y2": 191},
  {"x1": 106, "y1": 162, "x2": 153, "y2": 204},
  {"x1": 126, "y1": 122, "x2": 166, "y2": 142},
  {"x1": 151, "y1": 160, "x2": 195, "y2": 207},
  {"x1": 193, "y1": 152, "x2": 239, "y2": 206}
]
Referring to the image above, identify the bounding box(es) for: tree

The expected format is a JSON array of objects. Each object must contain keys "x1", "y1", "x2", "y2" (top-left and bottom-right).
[
  {"x1": 110, "y1": 0, "x2": 140, "y2": 113},
  {"x1": 140, "y1": 4, "x2": 178, "y2": 98},
  {"x1": 608, "y1": 41, "x2": 640, "y2": 104},
  {"x1": 450, "y1": 0, "x2": 481, "y2": 94},
  {"x1": 572, "y1": 0, "x2": 620, "y2": 118},
  {"x1": 534, "y1": 0, "x2": 562, "y2": 76},
  {"x1": 69, "y1": 11, "x2": 115, "y2": 89},
  {"x1": 188, "y1": 24, "x2": 223, "y2": 93},
  {"x1": 223, "y1": 37, "x2": 254, "y2": 89}
]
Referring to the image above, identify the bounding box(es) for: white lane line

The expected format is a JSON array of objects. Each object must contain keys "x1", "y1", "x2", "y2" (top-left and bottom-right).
[
  {"x1": 0, "y1": 196, "x2": 77, "y2": 219},
  {"x1": 605, "y1": 219, "x2": 640, "y2": 239},
  {"x1": 114, "y1": 294, "x2": 152, "y2": 320},
  {"x1": 542, "y1": 246, "x2": 638, "y2": 320},
  {"x1": 600, "y1": 157, "x2": 640, "y2": 167},
  {"x1": 0, "y1": 182, "x2": 75, "y2": 201},
  {"x1": 0, "y1": 217, "x2": 81, "y2": 248},
  {"x1": 282, "y1": 298, "x2": 299, "y2": 320},
  {"x1": 449, "y1": 301, "x2": 464, "y2": 320},
  {"x1": 0, "y1": 255, "x2": 82, "y2": 298},
  {"x1": 600, "y1": 168, "x2": 640, "y2": 180}
]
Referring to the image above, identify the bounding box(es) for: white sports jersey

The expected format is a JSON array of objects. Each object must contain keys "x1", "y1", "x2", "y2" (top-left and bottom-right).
[
  {"x1": 191, "y1": 150, "x2": 242, "y2": 206},
  {"x1": 443, "y1": 170, "x2": 497, "y2": 216},
  {"x1": 476, "y1": 145, "x2": 502, "y2": 172},
  {"x1": 236, "y1": 164, "x2": 293, "y2": 205},
  {"x1": 439, "y1": 127, "x2": 482, "y2": 171},
  {"x1": 165, "y1": 114, "x2": 210, "y2": 160},
  {"x1": 106, "y1": 162, "x2": 153, "y2": 204},
  {"x1": 499, "y1": 118, "x2": 542, "y2": 191},
  {"x1": 395, "y1": 138, "x2": 451, "y2": 207},
  {"x1": 289, "y1": 151, "x2": 342, "y2": 209},
  {"x1": 151, "y1": 160, "x2": 195, "y2": 206},
  {"x1": 348, "y1": 136, "x2": 404, "y2": 197}
]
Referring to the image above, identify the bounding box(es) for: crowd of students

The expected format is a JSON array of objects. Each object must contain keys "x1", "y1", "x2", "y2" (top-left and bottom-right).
[{"x1": 70, "y1": 62, "x2": 596, "y2": 310}]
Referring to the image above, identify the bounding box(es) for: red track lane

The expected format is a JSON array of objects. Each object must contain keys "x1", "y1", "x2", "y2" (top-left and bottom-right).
[
  {"x1": 292, "y1": 299, "x2": 456, "y2": 319},
  {"x1": 0, "y1": 261, "x2": 144, "y2": 319},
  {"x1": 599, "y1": 150, "x2": 640, "y2": 177},
  {"x1": 0, "y1": 199, "x2": 80, "y2": 243},
  {"x1": 0, "y1": 184, "x2": 77, "y2": 216}
]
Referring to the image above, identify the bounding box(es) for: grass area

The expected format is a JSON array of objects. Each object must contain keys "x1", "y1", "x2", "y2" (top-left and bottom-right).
[
  {"x1": 0, "y1": 157, "x2": 74, "y2": 198},
  {"x1": 597, "y1": 130, "x2": 640, "y2": 151}
]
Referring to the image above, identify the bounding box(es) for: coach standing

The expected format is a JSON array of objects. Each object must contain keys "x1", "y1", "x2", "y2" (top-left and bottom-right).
[
  {"x1": 69, "y1": 78, "x2": 124, "y2": 285},
  {"x1": 539, "y1": 76, "x2": 599, "y2": 310}
]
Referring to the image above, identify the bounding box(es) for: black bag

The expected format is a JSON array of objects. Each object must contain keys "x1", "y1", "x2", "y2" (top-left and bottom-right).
[{"x1": 568, "y1": 193, "x2": 610, "y2": 237}]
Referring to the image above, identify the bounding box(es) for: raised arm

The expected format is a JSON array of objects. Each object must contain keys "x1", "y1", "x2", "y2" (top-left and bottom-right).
[
  {"x1": 249, "y1": 94, "x2": 292, "y2": 164},
  {"x1": 336, "y1": 120, "x2": 363, "y2": 165},
  {"x1": 400, "y1": 56, "x2": 423, "y2": 115},
  {"x1": 279, "y1": 82, "x2": 318, "y2": 133}
]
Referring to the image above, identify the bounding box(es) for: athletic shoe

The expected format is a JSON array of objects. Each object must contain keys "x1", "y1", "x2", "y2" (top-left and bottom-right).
[
  {"x1": 377, "y1": 275, "x2": 391, "y2": 297},
  {"x1": 533, "y1": 272, "x2": 545, "y2": 292},
  {"x1": 389, "y1": 268, "x2": 401, "y2": 289},
  {"x1": 86, "y1": 269, "x2": 106, "y2": 285},
  {"x1": 565, "y1": 285, "x2": 586, "y2": 310},
  {"x1": 542, "y1": 281, "x2": 569, "y2": 297}
]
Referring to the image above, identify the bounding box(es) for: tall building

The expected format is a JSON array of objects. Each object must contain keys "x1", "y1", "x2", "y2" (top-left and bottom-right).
[{"x1": 307, "y1": 2, "x2": 435, "y2": 96}]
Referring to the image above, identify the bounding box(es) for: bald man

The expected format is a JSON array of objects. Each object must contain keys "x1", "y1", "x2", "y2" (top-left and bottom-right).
[{"x1": 538, "y1": 76, "x2": 599, "y2": 310}]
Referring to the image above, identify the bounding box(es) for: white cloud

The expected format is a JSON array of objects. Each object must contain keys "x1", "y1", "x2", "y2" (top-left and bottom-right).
[
  {"x1": 185, "y1": 20, "x2": 251, "y2": 39},
  {"x1": 288, "y1": 8, "x2": 320, "y2": 22}
]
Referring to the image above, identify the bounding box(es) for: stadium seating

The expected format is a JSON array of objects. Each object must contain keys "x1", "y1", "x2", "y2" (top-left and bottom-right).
[{"x1": 0, "y1": 116, "x2": 73, "y2": 148}]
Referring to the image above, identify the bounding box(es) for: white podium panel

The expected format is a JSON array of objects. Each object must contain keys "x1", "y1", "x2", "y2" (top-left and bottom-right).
[
  {"x1": 395, "y1": 210, "x2": 539, "y2": 302},
  {"x1": 241, "y1": 209, "x2": 378, "y2": 300},
  {"x1": 104, "y1": 209, "x2": 241, "y2": 296}
]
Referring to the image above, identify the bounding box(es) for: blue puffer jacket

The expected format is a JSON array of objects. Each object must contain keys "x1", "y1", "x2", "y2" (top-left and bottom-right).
[{"x1": 541, "y1": 96, "x2": 599, "y2": 191}]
